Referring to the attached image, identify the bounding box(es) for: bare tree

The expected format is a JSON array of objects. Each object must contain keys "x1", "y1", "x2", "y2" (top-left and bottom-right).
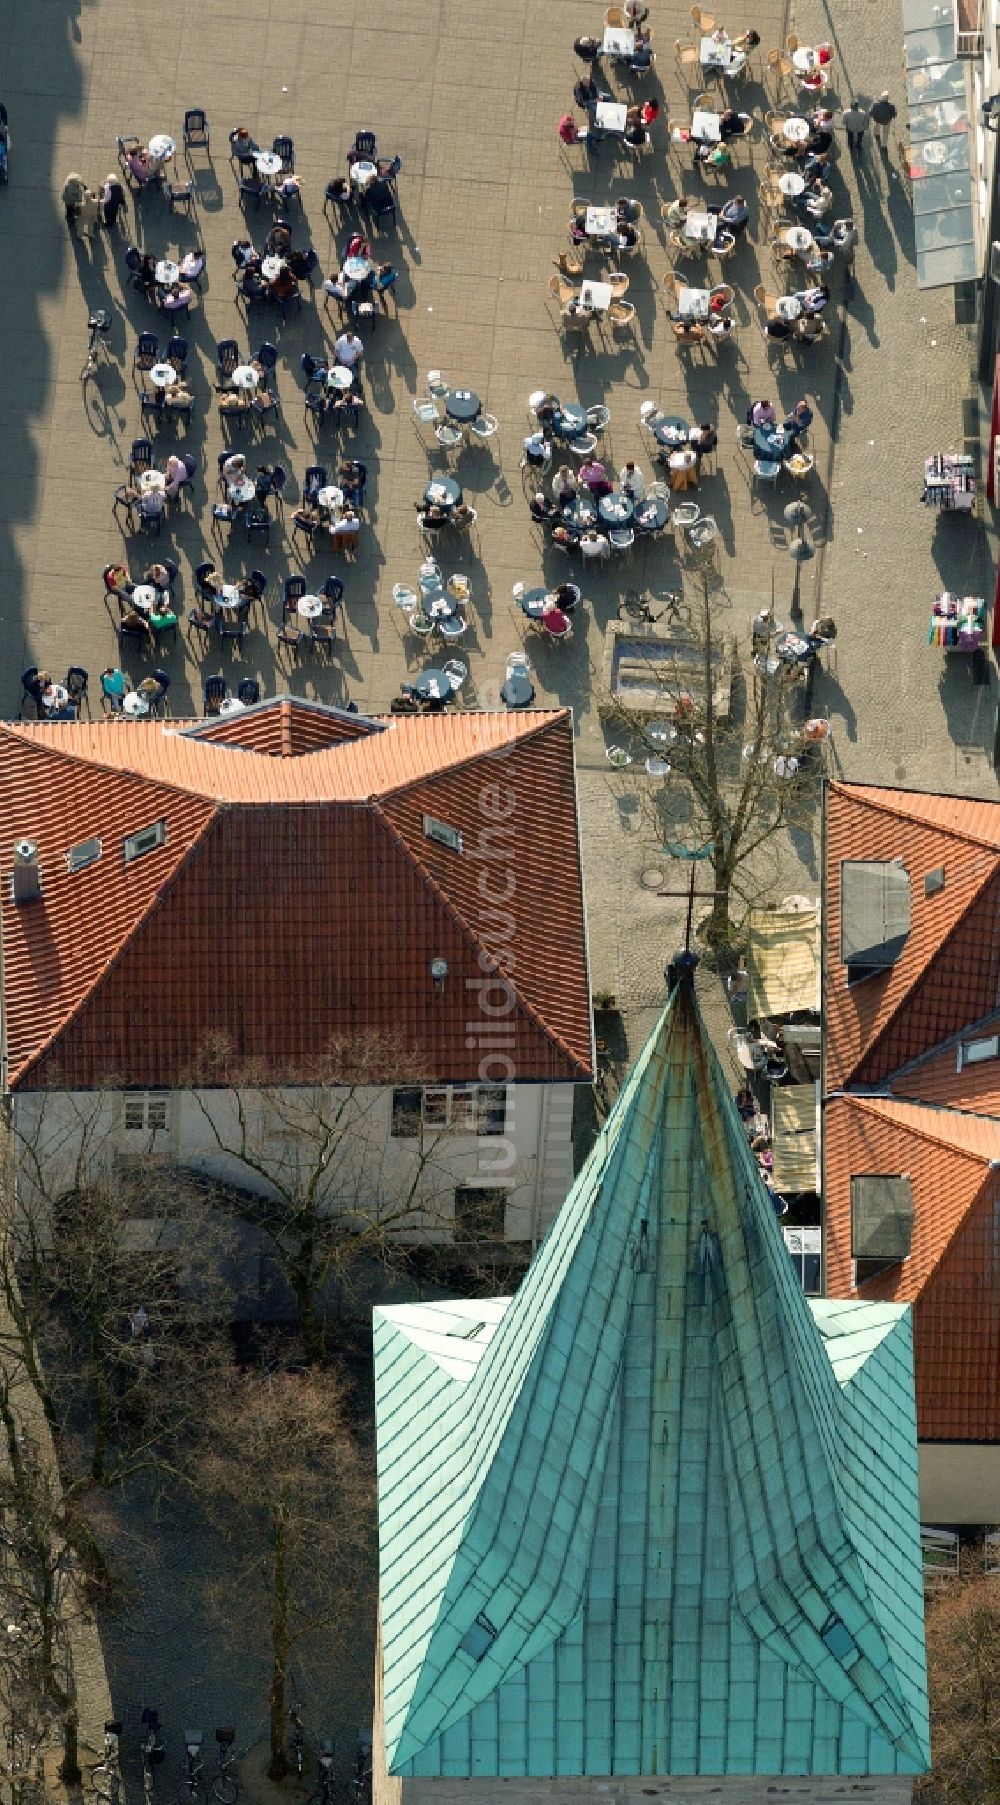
[
  {"x1": 598, "y1": 573, "x2": 822, "y2": 956},
  {"x1": 192, "y1": 1366, "x2": 374, "y2": 1781},
  {"x1": 917, "y1": 1547, "x2": 1000, "y2": 1805},
  {"x1": 182, "y1": 1035, "x2": 504, "y2": 1363}
]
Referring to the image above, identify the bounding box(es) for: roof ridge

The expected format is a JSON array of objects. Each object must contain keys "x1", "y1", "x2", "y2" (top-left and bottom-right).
[
  {"x1": 11, "y1": 803, "x2": 220, "y2": 1088},
  {"x1": 848, "y1": 1093, "x2": 1000, "y2": 1159},
  {"x1": 375, "y1": 709, "x2": 572, "y2": 800},
  {"x1": 370, "y1": 799, "x2": 590, "y2": 1076},
  {"x1": 830, "y1": 780, "x2": 1000, "y2": 851},
  {"x1": 0, "y1": 723, "x2": 224, "y2": 807}
]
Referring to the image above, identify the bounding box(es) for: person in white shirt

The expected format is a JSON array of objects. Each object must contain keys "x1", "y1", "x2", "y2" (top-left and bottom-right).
[
  {"x1": 334, "y1": 331, "x2": 364, "y2": 367},
  {"x1": 222, "y1": 453, "x2": 246, "y2": 481},
  {"x1": 164, "y1": 454, "x2": 190, "y2": 499},
  {"x1": 179, "y1": 247, "x2": 205, "y2": 280},
  {"x1": 551, "y1": 465, "x2": 576, "y2": 502},
  {"x1": 580, "y1": 529, "x2": 610, "y2": 561},
  {"x1": 619, "y1": 461, "x2": 646, "y2": 500}
]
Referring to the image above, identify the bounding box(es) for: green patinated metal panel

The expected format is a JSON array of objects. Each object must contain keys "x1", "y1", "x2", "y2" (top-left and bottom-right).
[{"x1": 374, "y1": 986, "x2": 930, "y2": 1781}]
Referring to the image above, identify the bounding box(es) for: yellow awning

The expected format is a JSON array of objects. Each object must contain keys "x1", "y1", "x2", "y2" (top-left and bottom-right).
[
  {"x1": 746, "y1": 905, "x2": 820, "y2": 1018},
  {"x1": 771, "y1": 1083, "x2": 819, "y2": 1194}
]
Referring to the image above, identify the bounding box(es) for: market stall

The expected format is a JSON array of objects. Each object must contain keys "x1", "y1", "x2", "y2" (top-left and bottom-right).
[
  {"x1": 928, "y1": 591, "x2": 986, "y2": 650},
  {"x1": 922, "y1": 451, "x2": 976, "y2": 512}
]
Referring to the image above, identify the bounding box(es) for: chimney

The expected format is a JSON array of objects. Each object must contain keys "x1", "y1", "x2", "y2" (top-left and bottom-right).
[{"x1": 11, "y1": 840, "x2": 41, "y2": 905}]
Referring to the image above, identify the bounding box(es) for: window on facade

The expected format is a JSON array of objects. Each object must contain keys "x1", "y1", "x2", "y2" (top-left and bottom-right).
[
  {"x1": 454, "y1": 1187, "x2": 508, "y2": 1242},
  {"x1": 391, "y1": 1086, "x2": 507, "y2": 1137},
  {"x1": 123, "y1": 1093, "x2": 170, "y2": 1134}
]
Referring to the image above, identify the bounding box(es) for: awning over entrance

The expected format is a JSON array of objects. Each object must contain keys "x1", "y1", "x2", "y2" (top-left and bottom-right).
[
  {"x1": 746, "y1": 903, "x2": 820, "y2": 1018},
  {"x1": 903, "y1": 0, "x2": 977, "y2": 288},
  {"x1": 772, "y1": 1083, "x2": 821, "y2": 1194}
]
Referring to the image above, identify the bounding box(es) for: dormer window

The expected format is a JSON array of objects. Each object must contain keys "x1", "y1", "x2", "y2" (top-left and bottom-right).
[
  {"x1": 852, "y1": 1174, "x2": 913, "y2": 1282},
  {"x1": 840, "y1": 860, "x2": 910, "y2": 981}
]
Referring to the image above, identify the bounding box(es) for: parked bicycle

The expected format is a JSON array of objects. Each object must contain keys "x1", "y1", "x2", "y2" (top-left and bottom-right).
[
  {"x1": 178, "y1": 1729, "x2": 204, "y2": 1805},
  {"x1": 212, "y1": 1727, "x2": 238, "y2": 1804},
  {"x1": 618, "y1": 588, "x2": 687, "y2": 626},
  {"x1": 141, "y1": 1708, "x2": 166, "y2": 1805},
  {"x1": 80, "y1": 309, "x2": 112, "y2": 382},
  {"x1": 352, "y1": 1731, "x2": 372, "y2": 1805},
  {"x1": 287, "y1": 1711, "x2": 305, "y2": 1783},
  {"x1": 307, "y1": 1739, "x2": 335, "y2": 1805},
  {"x1": 92, "y1": 1719, "x2": 122, "y2": 1805}
]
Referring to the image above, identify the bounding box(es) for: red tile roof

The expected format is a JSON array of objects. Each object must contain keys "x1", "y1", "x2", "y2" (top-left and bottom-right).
[
  {"x1": 0, "y1": 704, "x2": 592, "y2": 1091},
  {"x1": 825, "y1": 782, "x2": 1000, "y2": 1093},
  {"x1": 823, "y1": 781, "x2": 1000, "y2": 1441},
  {"x1": 823, "y1": 1096, "x2": 1000, "y2": 1439}
]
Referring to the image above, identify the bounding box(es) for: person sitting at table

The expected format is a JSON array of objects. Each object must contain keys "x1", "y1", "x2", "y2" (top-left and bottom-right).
[
  {"x1": 783, "y1": 399, "x2": 813, "y2": 438},
  {"x1": 277, "y1": 173, "x2": 303, "y2": 204},
  {"x1": 671, "y1": 317, "x2": 706, "y2": 344},
  {"x1": 334, "y1": 328, "x2": 364, "y2": 367},
  {"x1": 691, "y1": 423, "x2": 718, "y2": 464},
  {"x1": 625, "y1": 121, "x2": 650, "y2": 148},
  {"x1": 809, "y1": 614, "x2": 837, "y2": 644},
  {"x1": 238, "y1": 267, "x2": 268, "y2": 302},
  {"x1": 451, "y1": 502, "x2": 477, "y2": 529},
  {"x1": 619, "y1": 460, "x2": 646, "y2": 500},
  {"x1": 101, "y1": 667, "x2": 127, "y2": 713},
  {"x1": 806, "y1": 121, "x2": 833, "y2": 155},
  {"x1": 810, "y1": 106, "x2": 835, "y2": 130},
  {"x1": 795, "y1": 312, "x2": 826, "y2": 344},
  {"x1": 120, "y1": 604, "x2": 154, "y2": 646},
  {"x1": 715, "y1": 194, "x2": 750, "y2": 238},
  {"x1": 693, "y1": 138, "x2": 729, "y2": 167},
  {"x1": 795, "y1": 281, "x2": 830, "y2": 314},
  {"x1": 330, "y1": 386, "x2": 363, "y2": 419},
  {"x1": 143, "y1": 562, "x2": 171, "y2": 590},
  {"x1": 163, "y1": 375, "x2": 194, "y2": 411},
  {"x1": 161, "y1": 280, "x2": 195, "y2": 312},
  {"x1": 104, "y1": 562, "x2": 133, "y2": 596},
  {"x1": 626, "y1": 35, "x2": 654, "y2": 70},
  {"x1": 580, "y1": 528, "x2": 610, "y2": 561},
  {"x1": 707, "y1": 313, "x2": 734, "y2": 340},
  {"x1": 293, "y1": 501, "x2": 324, "y2": 534},
  {"x1": 640, "y1": 98, "x2": 660, "y2": 127},
  {"x1": 580, "y1": 459, "x2": 612, "y2": 498},
  {"x1": 331, "y1": 508, "x2": 361, "y2": 542},
  {"x1": 270, "y1": 266, "x2": 299, "y2": 303},
  {"x1": 562, "y1": 296, "x2": 593, "y2": 324},
  {"x1": 240, "y1": 167, "x2": 265, "y2": 202},
  {"x1": 718, "y1": 108, "x2": 741, "y2": 140},
  {"x1": 613, "y1": 220, "x2": 640, "y2": 250},
  {"x1": 551, "y1": 522, "x2": 581, "y2": 549},
  {"x1": 417, "y1": 503, "x2": 448, "y2": 532},
  {"x1": 623, "y1": 0, "x2": 649, "y2": 22},
  {"x1": 574, "y1": 74, "x2": 600, "y2": 109},
  {"x1": 132, "y1": 250, "x2": 157, "y2": 296},
  {"x1": 800, "y1": 149, "x2": 830, "y2": 182},
  {"x1": 231, "y1": 237, "x2": 258, "y2": 269},
  {"x1": 529, "y1": 491, "x2": 558, "y2": 523},
  {"x1": 163, "y1": 454, "x2": 190, "y2": 500},
  {"x1": 222, "y1": 452, "x2": 247, "y2": 483},
  {"x1": 800, "y1": 176, "x2": 832, "y2": 218},
  {"x1": 764, "y1": 312, "x2": 792, "y2": 340},
  {"x1": 732, "y1": 26, "x2": 761, "y2": 49},
  {"x1": 663, "y1": 196, "x2": 692, "y2": 230},
  {"x1": 541, "y1": 601, "x2": 571, "y2": 638},
  {"x1": 179, "y1": 246, "x2": 205, "y2": 283},
  {"x1": 148, "y1": 598, "x2": 178, "y2": 633},
  {"x1": 127, "y1": 145, "x2": 156, "y2": 186},
  {"x1": 552, "y1": 464, "x2": 577, "y2": 503},
  {"x1": 554, "y1": 582, "x2": 580, "y2": 613},
  {"x1": 573, "y1": 33, "x2": 600, "y2": 59},
  {"x1": 557, "y1": 112, "x2": 585, "y2": 145}
]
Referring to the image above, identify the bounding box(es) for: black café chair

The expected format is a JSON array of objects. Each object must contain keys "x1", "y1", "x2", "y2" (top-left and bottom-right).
[
  {"x1": 203, "y1": 674, "x2": 228, "y2": 715},
  {"x1": 19, "y1": 667, "x2": 44, "y2": 719}
]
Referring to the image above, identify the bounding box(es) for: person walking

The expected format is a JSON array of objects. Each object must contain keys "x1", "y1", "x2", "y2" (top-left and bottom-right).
[
  {"x1": 842, "y1": 100, "x2": 869, "y2": 152},
  {"x1": 100, "y1": 172, "x2": 127, "y2": 230},
  {"x1": 61, "y1": 170, "x2": 86, "y2": 231},
  {"x1": 869, "y1": 90, "x2": 898, "y2": 150}
]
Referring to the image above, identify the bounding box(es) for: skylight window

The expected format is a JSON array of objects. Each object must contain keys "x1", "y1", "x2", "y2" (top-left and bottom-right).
[
  {"x1": 422, "y1": 815, "x2": 462, "y2": 853},
  {"x1": 960, "y1": 1034, "x2": 1000, "y2": 1067},
  {"x1": 123, "y1": 821, "x2": 168, "y2": 864},
  {"x1": 66, "y1": 837, "x2": 102, "y2": 874}
]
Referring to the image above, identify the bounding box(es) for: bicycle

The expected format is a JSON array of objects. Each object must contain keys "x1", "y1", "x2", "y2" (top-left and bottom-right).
[
  {"x1": 618, "y1": 588, "x2": 688, "y2": 626},
  {"x1": 177, "y1": 1730, "x2": 204, "y2": 1805},
  {"x1": 307, "y1": 1739, "x2": 334, "y2": 1805},
  {"x1": 91, "y1": 1720, "x2": 122, "y2": 1805},
  {"x1": 80, "y1": 309, "x2": 112, "y2": 381},
  {"x1": 212, "y1": 1727, "x2": 238, "y2": 1805},
  {"x1": 141, "y1": 1708, "x2": 166, "y2": 1805},
  {"x1": 287, "y1": 1711, "x2": 305, "y2": 1783},
  {"x1": 351, "y1": 1731, "x2": 372, "y2": 1805}
]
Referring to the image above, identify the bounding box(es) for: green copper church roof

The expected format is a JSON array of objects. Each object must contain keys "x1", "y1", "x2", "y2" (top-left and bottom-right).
[{"x1": 373, "y1": 980, "x2": 929, "y2": 1780}]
